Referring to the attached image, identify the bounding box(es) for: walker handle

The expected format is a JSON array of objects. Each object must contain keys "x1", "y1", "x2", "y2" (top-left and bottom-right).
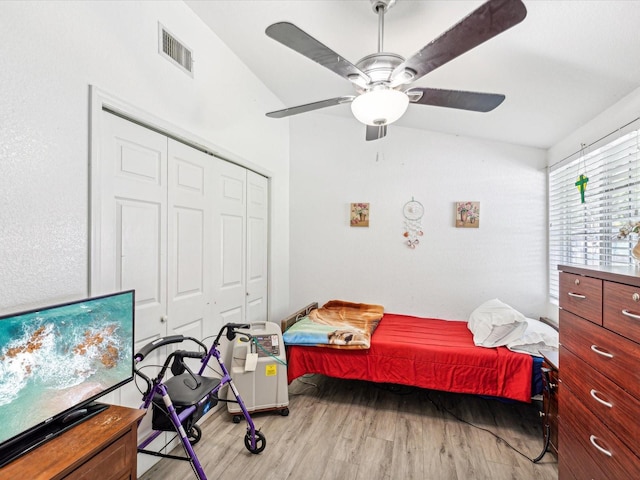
[
  {"x1": 135, "y1": 335, "x2": 185, "y2": 361},
  {"x1": 226, "y1": 323, "x2": 251, "y2": 341}
]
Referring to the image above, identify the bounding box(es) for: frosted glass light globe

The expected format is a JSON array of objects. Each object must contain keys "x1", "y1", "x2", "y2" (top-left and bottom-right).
[{"x1": 351, "y1": 88, "x2": 409, "y2": 126}]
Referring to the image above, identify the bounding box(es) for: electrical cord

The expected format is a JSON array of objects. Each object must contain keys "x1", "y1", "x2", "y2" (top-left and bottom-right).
[
  {"x1": 288, "y1": 375, "x2": 319, "y2": 395},
  {"x1": 374, "y1": 380, "x2": 552, "y2": 464},
  {"x1": 422, "y1": 390, "x2": 550, "y2": 464},
  {"x1": 533, "y1": 424, "x2": 551, "y2": 463}
]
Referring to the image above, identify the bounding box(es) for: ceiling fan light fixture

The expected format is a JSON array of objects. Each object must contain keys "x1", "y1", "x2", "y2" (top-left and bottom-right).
[{"x1": 351, "y1": 88, "x2": 409, "y2": 126}]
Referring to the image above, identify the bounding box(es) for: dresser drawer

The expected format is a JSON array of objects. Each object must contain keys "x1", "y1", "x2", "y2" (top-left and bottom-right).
[
  {"x1": 557, "y1": 458, "x2": 578, "y2": 480},
  {"x1": 559, "y1": 309, "x2": 640, "y2": 400},
  {"x1": 559, "y1": 272, "x2": 602, "y2": 324},
  {"x1": 559, "y1": 389, "x2": 640, "y2": 479},
  {"x1": 558, "y1": 421, "x2": 607, "y2": 480},
  {"x1": 64, "y1": 428, "x2": 135, "y2": 480},
  {"x1": 559, "y1": 346, "x2": 640, "y2": 450},
  {"x1": 603, "y1": 281, "x2": 640, "y2": 345}
]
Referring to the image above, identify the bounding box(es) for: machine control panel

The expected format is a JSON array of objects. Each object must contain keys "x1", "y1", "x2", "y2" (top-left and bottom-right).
[{"x1": 254, "y1": 334, "x2": 280, "y2": 357}]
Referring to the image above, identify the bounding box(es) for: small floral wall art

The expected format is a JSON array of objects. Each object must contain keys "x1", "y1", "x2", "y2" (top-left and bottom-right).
[
  {"x1": 350, "y1": 202, "x2": 370, "y2": 227},
  {"x1": 456, "y1": 201, "x2": 480, "y2": 228}
]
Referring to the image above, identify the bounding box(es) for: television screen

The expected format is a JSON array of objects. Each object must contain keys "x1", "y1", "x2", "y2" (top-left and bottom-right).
[{"x1": 0, "y1": 290, "x2": 134, "y2": 465}]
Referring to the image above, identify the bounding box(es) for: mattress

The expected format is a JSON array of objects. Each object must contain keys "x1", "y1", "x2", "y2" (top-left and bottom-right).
[{"x1": 286, "y1": 313, "x2": 535, "y2": 402}]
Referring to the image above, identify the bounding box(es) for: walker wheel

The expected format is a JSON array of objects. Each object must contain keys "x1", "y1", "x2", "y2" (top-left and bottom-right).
[
  {"x1": 280, "y1": 407, "x2": 289, "y2": 416},
  {"x1": 244, "y1": 430, "x2": 266, "y2": 454},
  {"x1": 188, "y1": 424, "x2": 202, "y2": 445},
  {"x1": 232, "y1": 414, "x2": 242, "y2": 424}
]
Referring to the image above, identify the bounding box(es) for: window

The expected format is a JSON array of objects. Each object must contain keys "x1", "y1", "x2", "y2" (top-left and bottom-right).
[{"x1": 548, "y1": 129, "x2": 640, "y2": 301}]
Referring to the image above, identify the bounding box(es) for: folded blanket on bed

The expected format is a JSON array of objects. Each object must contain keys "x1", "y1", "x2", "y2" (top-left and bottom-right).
[{"x1": 283, "y1": 300, "x2": 384, "y2": 349}]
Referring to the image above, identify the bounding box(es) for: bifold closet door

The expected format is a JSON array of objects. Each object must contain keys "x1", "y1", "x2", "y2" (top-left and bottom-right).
[
  {"x1": 95, "y1": 111, "x2": 168, "y2": 351},
  {"x1": 212, "y1": 162, "x2": 269, "y2": 327},
  {"x1": 167, "y1": 139, "x2": 216, "y2": 343},
  {"x1": 94, "y1": 112, "x2": 216, "y2": 388},
  {"x1": 95, "y1": 109, "x2": 268, "y2": 476},
  {"x1": 246, "y1": 170, "x2": 268, "y2": 323},
  {"x1": 94, "y1": 111, "x2": 170, "y2": 471}
]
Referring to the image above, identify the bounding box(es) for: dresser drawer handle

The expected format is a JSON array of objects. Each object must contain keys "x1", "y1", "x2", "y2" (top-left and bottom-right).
[
  {"x1": 567, "y1": 292, "x2": 587, "y2": 299},
  {"x1": 621, "y1": 309, "x2": 640, "y2": 320},
  {"x1": 590, "y1": 389, "x2": 613, "y2": 408},
  {"x1": 589, "y1": 435, "x2": 612, "y2": 457},
  {"x1": 590, "y1": 345, "x2": 614, "y2": 358}
]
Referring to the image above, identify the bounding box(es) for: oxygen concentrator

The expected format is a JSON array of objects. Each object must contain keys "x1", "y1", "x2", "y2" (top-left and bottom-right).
[{"x1": 227, "y1": 321, "x2": 289, "y2": 422}]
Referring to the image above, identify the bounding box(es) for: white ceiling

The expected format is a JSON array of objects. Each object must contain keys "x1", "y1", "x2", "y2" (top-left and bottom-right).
[{"x1": 185, "y1": 0, "x2": 640, "y2": 149}]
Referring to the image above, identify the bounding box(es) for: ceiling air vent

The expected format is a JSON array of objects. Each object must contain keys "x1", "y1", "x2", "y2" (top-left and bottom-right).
[{"x1": 158, "y1": 23, "x2": 193, "y2": 76}]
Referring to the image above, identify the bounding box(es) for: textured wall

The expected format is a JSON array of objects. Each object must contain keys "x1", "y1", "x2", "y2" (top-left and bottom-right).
[
  {"x1": 289, "y1": 113, "x2": 547, "y2": 320},
  {"x1": 0, "y1": 1, "x2": 290, "y2": 315}
]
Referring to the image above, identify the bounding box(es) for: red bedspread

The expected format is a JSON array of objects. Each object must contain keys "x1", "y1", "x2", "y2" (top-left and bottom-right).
[{"x1": 286, "y1": 313, "x2": 533, "y2": 402}]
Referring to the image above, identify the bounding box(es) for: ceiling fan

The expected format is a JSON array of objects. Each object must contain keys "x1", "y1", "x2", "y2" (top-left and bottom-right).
[{"x1": 265, "y1": 0, "x2": 527, "y2": 141}]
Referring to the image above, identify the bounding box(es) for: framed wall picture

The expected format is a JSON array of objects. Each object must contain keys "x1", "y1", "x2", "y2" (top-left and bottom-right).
[
  {"x1": 350, "y1": 202, "x2": 369, "y2": 227},
  {"x1": 455, "y1": 201, "x2": 479, "y2": 228}
]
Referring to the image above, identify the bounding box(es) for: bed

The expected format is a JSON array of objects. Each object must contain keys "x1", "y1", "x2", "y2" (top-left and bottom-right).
[{"x1": 281, "y1": 301, "x2": 557, "y2": 403}]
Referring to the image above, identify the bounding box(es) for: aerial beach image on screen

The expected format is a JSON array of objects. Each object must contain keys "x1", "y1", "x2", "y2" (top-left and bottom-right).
[{"x1": 0, "y1": 293, "x2": 133, "y2": 444}]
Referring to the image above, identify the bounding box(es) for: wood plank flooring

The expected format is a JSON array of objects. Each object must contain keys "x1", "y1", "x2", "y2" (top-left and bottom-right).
[{"x1": 138, "y1": 375, "x2": 558, "y2": 480}]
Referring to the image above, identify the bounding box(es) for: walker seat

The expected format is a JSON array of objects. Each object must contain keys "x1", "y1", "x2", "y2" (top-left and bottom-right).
[{"x1": 151, "y1": 374, "x2": 220, "y2": 432}]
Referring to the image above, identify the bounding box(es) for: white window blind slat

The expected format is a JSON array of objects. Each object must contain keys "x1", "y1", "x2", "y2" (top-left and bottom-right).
[{"x1": 548, "y1": 130, "x2": 640, "y2": 301}]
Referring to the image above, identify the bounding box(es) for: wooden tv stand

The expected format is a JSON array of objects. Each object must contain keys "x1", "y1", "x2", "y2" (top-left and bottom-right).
[{"x1": 0, "y1": 404, "x2": 145, "y2": 480}]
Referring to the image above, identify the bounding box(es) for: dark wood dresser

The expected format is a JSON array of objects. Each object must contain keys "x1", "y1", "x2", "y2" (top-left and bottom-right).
[{"x1": 558, "y1": 265, "x2": 640, "y2": 479}]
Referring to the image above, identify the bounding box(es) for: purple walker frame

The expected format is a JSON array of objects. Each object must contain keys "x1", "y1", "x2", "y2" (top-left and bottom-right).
[{"x1": 134, "y1": 323, "x2": 266, "y2": 480}]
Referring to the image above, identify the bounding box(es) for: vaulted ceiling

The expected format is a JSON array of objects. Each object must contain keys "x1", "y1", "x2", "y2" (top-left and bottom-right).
[{"x1": 186, "y1": 0, "x2": 640, "y2": 149}]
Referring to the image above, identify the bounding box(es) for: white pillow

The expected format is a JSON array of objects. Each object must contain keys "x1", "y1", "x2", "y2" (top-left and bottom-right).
[
  {"x1": 467, "y1": 299, "x2": 527, "y2": 347},
  {"x1": 507, "y1": 317, "x2": 559, "y2": 356}
]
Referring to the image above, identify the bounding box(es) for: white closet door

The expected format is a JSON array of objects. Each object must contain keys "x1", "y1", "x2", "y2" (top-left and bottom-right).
[
  {"x1": 212, "y1": 160, "x2": 247, "y2": 326},
  {"x1": 167, "y1": 139, "x2": 216, "y2": 342},
  {"x1": 246, "y1": 171, "x2": 268, "y2": 323},
  {"x1": 94, "y1": 111, "x2": 169, "y2": 471},
  {"x1": 96, "y1": 111, "x2": 168, "y2": 346}
]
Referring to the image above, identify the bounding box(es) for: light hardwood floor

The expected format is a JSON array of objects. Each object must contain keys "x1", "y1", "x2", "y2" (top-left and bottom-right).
[{"x1": 138, "y1": 375, "x2": 558, "y2": 480}]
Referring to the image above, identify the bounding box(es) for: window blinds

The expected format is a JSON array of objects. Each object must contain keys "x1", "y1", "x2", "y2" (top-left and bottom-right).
[{"x1": 548, "y1": 129, "x2": 640, "y2": 301}]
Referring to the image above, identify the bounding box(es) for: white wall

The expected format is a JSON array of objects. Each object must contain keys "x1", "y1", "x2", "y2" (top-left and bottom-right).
[
  {"x1": 0, "y1": 1, "x2": 290, "y2": 319},
  {"x1": 548, "y1": 86, "x2": 640, "y2": 165},
  {"x1": 289, "y1": 113, "x2": 548, "y2": 320}
]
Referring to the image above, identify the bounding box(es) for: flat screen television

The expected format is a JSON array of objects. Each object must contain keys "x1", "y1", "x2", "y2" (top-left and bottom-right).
[{"x1": 0, "y1": 290, "x2": 135, "y2": 467}]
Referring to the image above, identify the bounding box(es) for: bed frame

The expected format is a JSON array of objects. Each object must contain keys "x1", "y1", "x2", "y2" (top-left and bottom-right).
[{"x1": 280, "y1": 302, "x2": 318, "y2": 333}]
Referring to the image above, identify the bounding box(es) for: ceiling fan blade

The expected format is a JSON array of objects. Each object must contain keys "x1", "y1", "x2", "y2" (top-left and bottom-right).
[
  {"x1": 391, "y1": 0, "x2": 527, "y2": 85},
  {"x1": 366, "y1": 124, "x2": 387, "y2": 141},
  {"x1": 266, "y1": 22, "x2": 369, "y2": 85},
  {"x1": 266, "y1": 96, "x2": 355, "y2": 119},
  {"x1": 407, "y1": 87, "x2": 505, "y2": 112}
]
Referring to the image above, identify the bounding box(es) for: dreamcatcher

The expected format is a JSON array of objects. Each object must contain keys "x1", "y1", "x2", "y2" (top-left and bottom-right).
[{"x1": 403, "y1": 198, "x2": 424, "y2": 248}]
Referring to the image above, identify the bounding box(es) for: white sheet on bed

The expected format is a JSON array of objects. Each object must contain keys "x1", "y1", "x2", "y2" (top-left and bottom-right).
[{"x1": 506, "y1": 317, "x2": 559, "y2": 357}]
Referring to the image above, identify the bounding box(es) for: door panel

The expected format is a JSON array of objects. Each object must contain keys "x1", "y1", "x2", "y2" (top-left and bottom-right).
[
  {"x1": 213, "y1": 160, "x2": 247, "y2": 323},
  {"x1": 118, "y1": 200, "x2": 163, "y2": 340},
  {"x1": 96, "y1": 111, "x2": 167, "y2": 347},
  {"x1": 95, "y1": 111, "x2": 169, "y2": 456},
  {"x1": 168, "y1": 139, "x2": 215, "y2": 342},
  {"x1": 246, "y1": 171, "x2": 268, "y2": 323},
  {"x1": 221, "y1": 215, "x2": 244, "y2": 288}
]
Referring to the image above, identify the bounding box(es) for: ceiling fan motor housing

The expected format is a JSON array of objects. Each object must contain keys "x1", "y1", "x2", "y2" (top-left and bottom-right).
[{"x1": 354, "y1": 53, "x2": 405, "y2": 93}]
